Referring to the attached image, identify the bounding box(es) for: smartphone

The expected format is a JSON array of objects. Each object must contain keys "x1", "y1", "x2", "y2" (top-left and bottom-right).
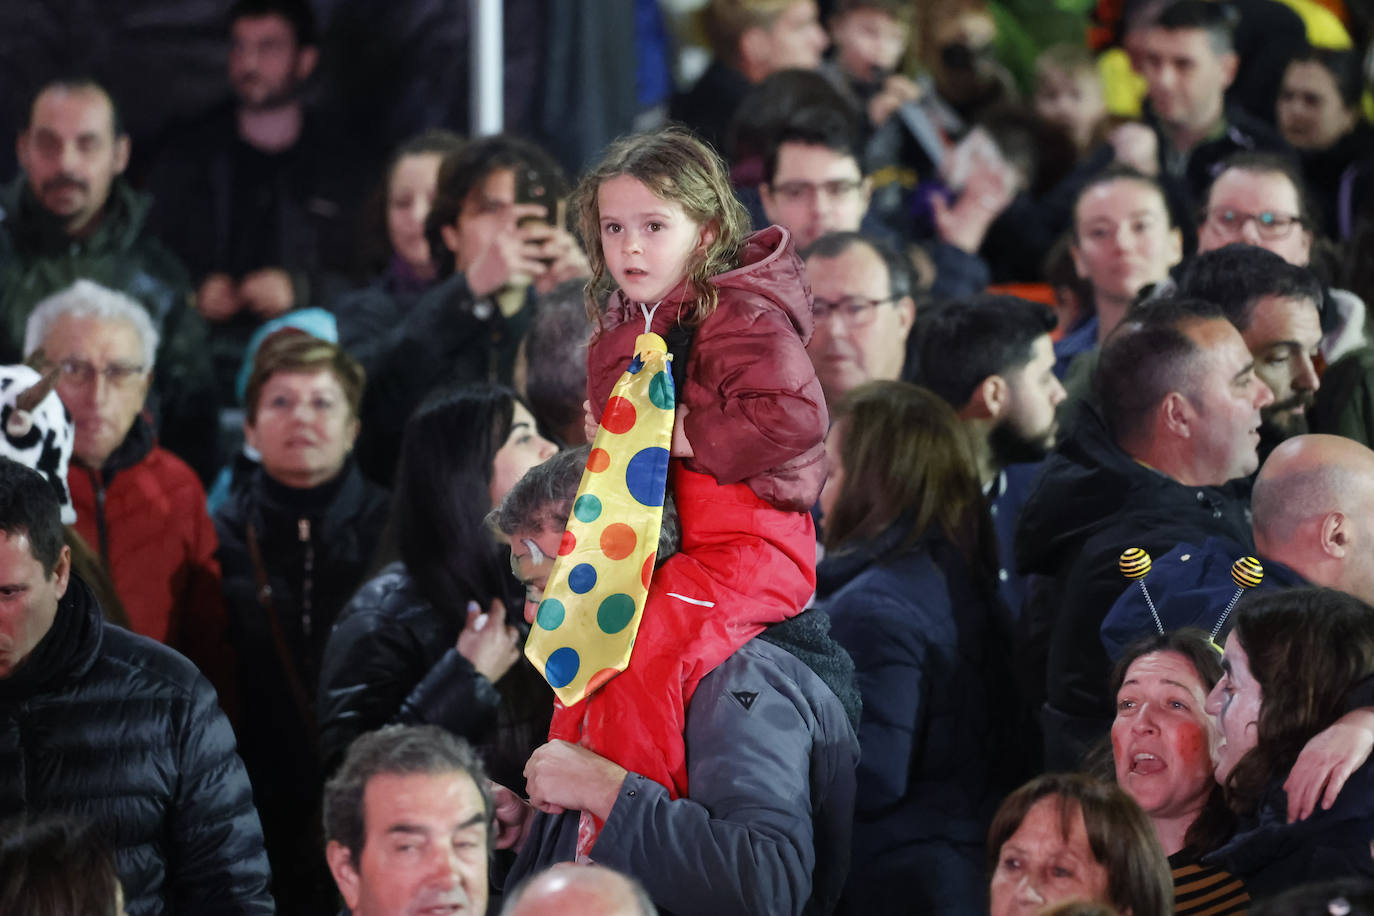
[{"x1": 513, "y1": 163, "x2": 560, "y2": 229}]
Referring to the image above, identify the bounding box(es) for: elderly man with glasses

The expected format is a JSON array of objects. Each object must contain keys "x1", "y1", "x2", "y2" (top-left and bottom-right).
[
  {"x1": 22, "y1": 279, "x2": 233, "y2": 702},
  {"x1": 800, "y1": 231, "x2": 918, "y2": 406}
]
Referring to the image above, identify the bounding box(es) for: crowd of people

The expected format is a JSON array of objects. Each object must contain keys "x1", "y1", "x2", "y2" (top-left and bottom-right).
[{"x1": 8, "y1": 0, "x2": 1374, "y2": 913}]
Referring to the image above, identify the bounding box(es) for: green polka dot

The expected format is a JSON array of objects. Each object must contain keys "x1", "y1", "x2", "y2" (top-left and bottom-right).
[
  {"x1": 597, "y1": 593, "x2": 637, "y2": 634},
  {"x1": 536, "y1": 598, "x2": 565, "y2": 630},
  {"x1": 649, "y1": 370, "x2": 675, "y2": 410},
  {"x1": 573, "y1": 494, "x2": 602, "y2": 523}
]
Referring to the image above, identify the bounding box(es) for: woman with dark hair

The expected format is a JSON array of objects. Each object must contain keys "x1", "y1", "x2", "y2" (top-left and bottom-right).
[
  {"x1": 987, "y1": 772, "x2": 1173, "y2": 916},
  {"x1": 1107, "y1": 630, "x2": 1249, "y2": 913},
  {"x1": 1205, "y1": 587, "x2": 1374, "y2": 896},
  {"x1": 317, "y1": 383, "x2": 556, "y2": 791},
  {"x1": 330, "y1": 129, "x2": 465, "y2": 357},
  {"x1": 1276, "y1": 49, "x2": 1374, "y2": 241},
  {"x1": 815, "y1": 380, "x2": 1022, "y2": 915},
  {"x1": 0, "y1": 815, "x2": 125, "y2": 916}
]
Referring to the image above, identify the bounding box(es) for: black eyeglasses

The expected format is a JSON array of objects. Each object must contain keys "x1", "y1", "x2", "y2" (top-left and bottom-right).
[
  {"x1": 769, "y1": 179, "x2": 864, "y2": 204},
  {"x1": 54, "y1": 358, "x2": 146, "y2": 388},
  {"x1": 1202, "y1": 207, "x2": 1305, "y2": 241},
  {"x1": 812, "y1": 295, "x2": 898, "y2": 327}
]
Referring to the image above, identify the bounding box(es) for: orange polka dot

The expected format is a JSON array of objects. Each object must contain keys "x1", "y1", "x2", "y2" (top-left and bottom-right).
[
  {"x1": 601, "y1": 397, "x2": 637, "y2": 435},
  {"x1": 600, "y1": 523, "x2": 637, "y2": 561},
  {"x1": 586, "y1": 448, "x2": 611, "y2": 473},
  {"x1": 586, "y1": 667, "x2": 621, "y2": 695},
  {"x1": 641, "y1": 552, "x2": 656, "y2": 590},
  {"x1": 558, "y1": 530, "x2": 576, "y2": 556}
]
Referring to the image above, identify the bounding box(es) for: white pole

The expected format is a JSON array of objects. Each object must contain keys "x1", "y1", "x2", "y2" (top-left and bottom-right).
[{"x1": 471, "y1": 0, "x2": 503, "y2": 136}]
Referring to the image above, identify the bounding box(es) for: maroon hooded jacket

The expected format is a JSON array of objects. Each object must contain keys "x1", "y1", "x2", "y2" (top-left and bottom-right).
[{"x1": 586, "y1": 225, "x2": 828, "y2": 512}]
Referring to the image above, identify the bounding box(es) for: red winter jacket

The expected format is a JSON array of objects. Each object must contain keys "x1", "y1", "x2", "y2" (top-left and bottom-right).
[
  {"x1": 586, "y1": 225, "x2": 828, "y2": 512},
  {"x1": 67, "y1": 419, "x2": 234, "y2": 704}
]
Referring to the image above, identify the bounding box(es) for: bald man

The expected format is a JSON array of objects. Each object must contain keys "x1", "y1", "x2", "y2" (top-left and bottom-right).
[
  {"x1": 1101, "y1": 433, "x2": 1374, "y2": 657},
  {"x1": 502, "y1": 865, "x2": 656, "y2": 916}
]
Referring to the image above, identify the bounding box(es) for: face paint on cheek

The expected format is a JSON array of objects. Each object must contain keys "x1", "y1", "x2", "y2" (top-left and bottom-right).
[{"x1": 1171, "y1": 719, "x2": 1209, "y2": 779}]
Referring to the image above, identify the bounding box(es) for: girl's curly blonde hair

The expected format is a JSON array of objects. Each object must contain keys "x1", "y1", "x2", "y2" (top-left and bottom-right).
[{"x1": 573, "y1": 127, "x2": 750, "y2": 327}]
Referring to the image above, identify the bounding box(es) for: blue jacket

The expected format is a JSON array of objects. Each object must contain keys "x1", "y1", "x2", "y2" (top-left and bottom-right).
[
  {"x1": 1100, "y1": 538, "x2": 1302, "y2": 662},
  {"x1": 1208, "y1": 758, "x2": 1374, "y2": 899},
  {"x1": 817, "y1": 522, "x2": 1013, "y2": 915}
]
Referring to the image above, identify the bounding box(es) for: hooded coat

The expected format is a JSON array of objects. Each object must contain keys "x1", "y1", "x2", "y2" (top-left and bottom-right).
[{"x1": 585, "y1": 225, "x2": 827, "y2": 513}]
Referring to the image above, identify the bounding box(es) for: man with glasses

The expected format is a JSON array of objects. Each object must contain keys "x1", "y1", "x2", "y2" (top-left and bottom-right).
[
  {"x1": 801, "y1": 232, "x2": 916, "y2": 405},
  {"x1": 1193, "y1": 152, "x2": 1374, "y2": 445},
  {"x1": 21, "y1": 280, "x2": 232, "y2": 698}
]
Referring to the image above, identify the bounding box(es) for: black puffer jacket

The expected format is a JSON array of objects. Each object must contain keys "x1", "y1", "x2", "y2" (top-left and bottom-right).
[
  {"x1": 213, "y1": 461, "x2": 388, "y2": 909},
  {"x1": 317, "y1": 561, "x2": 551, "y2": 792},
  {"x1": 1014, "y1": 404, "x2": 1253, "y2": 766},
  {"x1": 0, "y1": 576, "x2": 273, "y2": 916}
]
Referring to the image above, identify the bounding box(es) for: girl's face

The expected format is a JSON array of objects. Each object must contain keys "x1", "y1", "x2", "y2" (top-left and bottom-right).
[
  {"x1": 597, "y1": 174, "x2": 714, "y2": 304},
  {"x1": 1035, "y1": 66, "x2": 1105, "y2": 151},
  {"x1": 489, "y1": 402, "x2": 556, "y2": 507},
  {"x1": 1205, "y1": 632, "x2": 1264, "y2": 786},
  {"x1": 386, "y1": 152, "x2": 444, "y2": 275},
  {"x1": 1277, "y1": 60, "x2": 1358, "y2": 151}
]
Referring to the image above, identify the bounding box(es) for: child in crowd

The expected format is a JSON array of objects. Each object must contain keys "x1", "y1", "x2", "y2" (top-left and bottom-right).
[
  {"x1": 1033, "y1": 44, "x2": 1109, "y2": 158},
  {"x1": 826, "y1": 0, "x2": 922, "y2": 132},
  {"x1": 546, "y1": 126, "x2": 827, "y2": 856}
]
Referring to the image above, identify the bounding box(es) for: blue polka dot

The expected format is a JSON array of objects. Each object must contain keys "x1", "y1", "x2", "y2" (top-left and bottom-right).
[
  {"x1": 649, "y1": 370, "x2": 675, "y2": 410},
  {"x1": 625, "y1": 447, "x2": 669, "y2": 507},
  {"x1": 546, "y1": 647, "x2": 580, "y2": 688},
  {"x1": 573, "y1": 494, "x2": 602, "y2": 523},
  {"x1": 598, "y1": 594, "x2": 637, "y2": 634},
  {"x1": 536, "y1": 598, "x2": 564, "y2": 631},
  {"x1": 568, "y1": 563, "x2": 597, "y2": 594},
  {"x1": 627, "y1": 354, "x2": 645, "y2": 374}
]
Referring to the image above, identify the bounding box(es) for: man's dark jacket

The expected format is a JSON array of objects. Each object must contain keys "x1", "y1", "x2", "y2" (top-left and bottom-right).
[
  {"x1": 0, "y1": 576, "x2": 273, "y2": 916},
  {"x1": 0, "y1": 177, "x2": 219, "y2": 478},
  {"x1": 1014, "y1": 404, "x2": 1254, "y2": 766}
]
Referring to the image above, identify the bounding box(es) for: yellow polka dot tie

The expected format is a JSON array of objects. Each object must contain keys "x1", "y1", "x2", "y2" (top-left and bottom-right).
[{"x1": 525, "y1": 332, "x2": 675, "y2": 706}]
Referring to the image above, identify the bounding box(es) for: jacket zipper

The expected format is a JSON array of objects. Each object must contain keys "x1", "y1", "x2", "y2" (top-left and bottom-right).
[
  {"x1": 89, "y1": 468, "x2": 110, "y2": 566},
  {"x1": 298, "y1": 518, "x2": 313, "y2": 641}
]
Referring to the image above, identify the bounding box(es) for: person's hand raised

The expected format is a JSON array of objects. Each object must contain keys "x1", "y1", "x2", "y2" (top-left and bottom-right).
[
  {"x1": 456, "y1": 599, "x2": 523, "y2": 683},
  {"x1": 465, "y1": 204, "x2": 558, "y2": 298}
]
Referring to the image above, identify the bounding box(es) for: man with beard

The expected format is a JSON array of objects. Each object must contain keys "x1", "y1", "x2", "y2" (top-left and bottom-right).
[
  {"x1": 1177, "y1": 243, "x2": 1323, "y2": 459},
  {"x1": 912, "y1": 295, "x2": 1066, "y2": 618},
  {"x1": 0, "y1": 78, "x2": 219, "y2": 479},
  {"x1": 147, "y1": 0, "x2": 362, "y2": 405}
]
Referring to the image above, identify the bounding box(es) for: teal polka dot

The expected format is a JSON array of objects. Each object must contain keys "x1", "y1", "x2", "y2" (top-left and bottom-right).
[
  {"x1": 546, "y1": 647, "x2": 579, "y2": 688},
  {"x1": 573, "y1": 494, "x2": 602, "y2": 523},
  {"x1": 649, "y1": 370, "x2": 675, "y2": 410},
  {"x1": 597, "y1": 594, "x2": 637, "y2": 634},
  {"x1": 535, "y1": 598, "x2": 564, "y2": 631}
]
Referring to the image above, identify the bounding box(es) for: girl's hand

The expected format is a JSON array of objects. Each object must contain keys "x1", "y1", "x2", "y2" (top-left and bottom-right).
[
  {"x1": 670, "y1": 405, "x2": 693, "y2": 458},
  {"x1": 583, "y1": 400, "x2": 599, "y2": 443},
  {"x1": 456, "y1": 599, "x2": 523, "y2": 683},
  {"x1": 1283, "y1": 707, "x2": 1374, "y2": 822}
]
